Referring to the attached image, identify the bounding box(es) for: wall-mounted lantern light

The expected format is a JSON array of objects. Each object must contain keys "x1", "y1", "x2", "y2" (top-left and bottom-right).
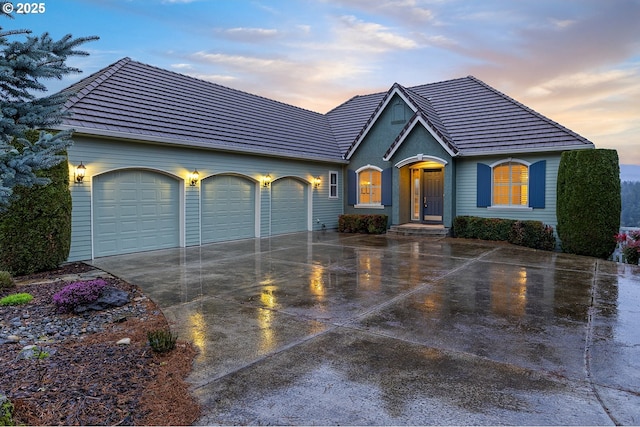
[
  {"x1": 75, "y1": 162, "x2": 86, "y2": 183},
  {"x1": 189, "y1": 169, "x2": 199, "y2": 187},
  {"x1": 262, "y1": 174, "x2": 272, "y2": 188},
  {"x1": 313, "y1": 176, "x2": 321, "y2": 188}
]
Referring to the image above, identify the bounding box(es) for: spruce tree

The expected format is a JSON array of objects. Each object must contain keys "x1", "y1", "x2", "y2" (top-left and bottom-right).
[{"x1": 0, "y1": 7, "x2": 98, "y2": 210}]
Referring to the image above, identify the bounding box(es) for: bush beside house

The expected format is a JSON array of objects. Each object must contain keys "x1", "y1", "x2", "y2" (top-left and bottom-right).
[
  {"x1": 338, "y1": 214, "x2": 388, "y2": 234},
  {"x1": 0, "y1": 132, "x2": 72, "y2": 275},
  {"x1": 557, "y1": 149, "x2": 621, "y2": 259},
  {"x1": 453, "y1": 216, "x2": 556, "y2": 251}
]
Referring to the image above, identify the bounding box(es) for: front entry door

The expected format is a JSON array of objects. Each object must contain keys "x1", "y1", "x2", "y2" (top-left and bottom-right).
[{"x1": 422, "y1": 169, "x2": 444, "y2": 223}]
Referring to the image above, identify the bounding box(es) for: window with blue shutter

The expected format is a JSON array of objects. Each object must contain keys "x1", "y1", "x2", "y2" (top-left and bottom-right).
[
  {"x1": 347, "y1": 169, "x2": 357, "y2": 205},
  {"x1": 382, "y1": 168, "x2": 392, "y2": 206},
  {"x1": 477, "y1": 163, "x2": 491, "y2": 207},
  {"x1": 528, "y1": 160, "x2": 546, "y2": 208}
]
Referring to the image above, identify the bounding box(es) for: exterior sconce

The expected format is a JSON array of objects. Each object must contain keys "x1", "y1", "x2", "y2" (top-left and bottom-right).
[
  {"x1": 313, "y1": 176, "x2": 321, "y2": 188},
  {"x1": 263, "y1": 174, "x2": 272, "y2": 188},
  {"x1": 75, "y1": 162, "x2": 86, "y2": 183},
  {"x1": 189, "y1": 169, "x2": 199, "y2": 187}
]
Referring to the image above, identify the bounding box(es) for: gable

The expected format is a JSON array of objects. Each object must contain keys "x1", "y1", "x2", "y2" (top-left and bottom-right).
[{"x1": 343, "y1": 86, "x2": 418, "y2": 160}]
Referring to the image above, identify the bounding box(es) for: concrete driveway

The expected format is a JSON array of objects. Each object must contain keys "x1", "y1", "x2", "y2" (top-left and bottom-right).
[{"x1": 89, "y1": 231, "x2": 640, "y2": 425}]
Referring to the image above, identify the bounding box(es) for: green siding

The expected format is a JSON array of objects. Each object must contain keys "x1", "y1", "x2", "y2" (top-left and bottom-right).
[
  {"x1": 185, "y1": 186, "x2": 200, "y2": 246},
  {"x1": 67, "y1": 137, "x2": 345, "y2": 261},
  {"x1": 455, "y1": 154, "x2": 561, "y2": 227},
  {"x1": 344, "y1": 95, "x2": 408, "y2": 219}
]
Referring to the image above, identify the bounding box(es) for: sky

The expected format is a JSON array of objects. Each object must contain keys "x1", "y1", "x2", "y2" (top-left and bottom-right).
[{"x1": 3, "y1": 0, "x2": 640, "y2": 165}]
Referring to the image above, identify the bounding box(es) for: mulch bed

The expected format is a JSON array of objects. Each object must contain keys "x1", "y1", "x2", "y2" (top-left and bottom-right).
[{"x1": 0, "y1": 263, "x2": 201, "y2": 425}]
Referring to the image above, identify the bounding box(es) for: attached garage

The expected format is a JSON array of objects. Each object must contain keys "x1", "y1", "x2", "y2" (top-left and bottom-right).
[
  {"x1": 93, "y1": 169, "x2": 181, "y2": 257},
  {"x1": 201, "y1": 174, "x2": 256, "y2": 243},
  {"x1": 271, "y1": 177, "x2": 308, "y2": 235}
]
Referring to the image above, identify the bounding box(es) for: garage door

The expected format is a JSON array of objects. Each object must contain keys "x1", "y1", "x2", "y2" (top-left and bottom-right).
[
  {"x1": 271, "y1": 177, "x2": 308, "y2": 235},
  {"x1": 201, "y1": 175, "x2": 256, "y2": 243},
  {"x1": 93, "y1": 170, "x2": 180, "y2": 257}
]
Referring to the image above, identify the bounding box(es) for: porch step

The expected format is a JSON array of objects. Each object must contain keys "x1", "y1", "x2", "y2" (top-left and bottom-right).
[{"x1": 386, "y1": 224, "x2": 450, "y2": 237}]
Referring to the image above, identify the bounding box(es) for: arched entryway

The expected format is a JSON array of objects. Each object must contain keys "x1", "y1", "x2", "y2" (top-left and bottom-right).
[{"x1": 397, "y1": 155, "x2": 448, "y2": 225}]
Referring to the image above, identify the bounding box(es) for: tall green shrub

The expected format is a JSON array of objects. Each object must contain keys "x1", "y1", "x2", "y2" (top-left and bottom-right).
[
  {"x1": 557, "y1": 149, "x2": 620, "y2": 259},
  {"x1": 0, "y1": 130, "x2": 72, "y2": 275}
]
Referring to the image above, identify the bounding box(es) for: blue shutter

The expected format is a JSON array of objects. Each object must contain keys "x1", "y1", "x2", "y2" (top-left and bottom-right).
[
  {"x1": 347, "y1": 169, "x2": 357, "y2": 206},
  {"x1": 382, "y1": 168, "x2": 392, "y2": 206},
  {"x1": 477, "y1": 163, "x2": 491, "y2": 207},
  {"x1": 529, "y1": 160, "x2": 546, "y2": 208}
]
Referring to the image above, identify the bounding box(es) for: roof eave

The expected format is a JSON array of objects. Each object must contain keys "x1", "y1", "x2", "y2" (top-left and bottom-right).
[
  {"x1": 458, "y1": 143, "x2": 595, "y2": 157},
  {"x1": 57, "y1": 125, "x2": 349, "y2": 165}
]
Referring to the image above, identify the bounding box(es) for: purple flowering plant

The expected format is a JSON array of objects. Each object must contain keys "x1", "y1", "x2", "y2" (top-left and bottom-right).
[{"x1": 52, "y1": 279, "x2": 107, "y2": 313}]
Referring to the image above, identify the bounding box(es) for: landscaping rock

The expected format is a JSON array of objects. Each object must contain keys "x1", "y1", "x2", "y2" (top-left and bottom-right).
[
  {"x1": 74, "y1": 287, "x2": 130, "y2": 313},
  {"x1": 117, "y1": 337, "x2": 131, "y2": 345}
]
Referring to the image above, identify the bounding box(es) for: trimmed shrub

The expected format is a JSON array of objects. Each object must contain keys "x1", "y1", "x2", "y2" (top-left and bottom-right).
[
  {"x1": 0, "y1": 130, "x2": 72, "y2": 275},
  {"x1": 453, "y1": 216, "x2": 514, "y2": 241},
  {"x1": 338, "y1": 214, "x2": 388, "y2": 234},
  {"x1": 453, "y1": 216, "x2": 556, "y2": 251},
  {"x1": 52, "y1": 279, "x2": 107, "y2": 313},
  {"x1": 557, "y1": 149, "x2": 621, "y2": 259},
  {"x1": 508, "y1": 221, "x2": 557, "y2": 251},
  {"x1": 0, "y1": 293, "x2": 34, "y2": 306},
  {"x1": 0, "y1": 271, "x2": 13, "y2": 289}
]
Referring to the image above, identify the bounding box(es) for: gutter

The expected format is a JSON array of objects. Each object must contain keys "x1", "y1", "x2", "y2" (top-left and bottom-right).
[{"x1": 56, "y1": 125, "x2": 350, "y2": 165}]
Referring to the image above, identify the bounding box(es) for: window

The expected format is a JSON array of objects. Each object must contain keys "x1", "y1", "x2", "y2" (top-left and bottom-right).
[
  {"x1": 476, "y1": 160, "x2": 546, "y2": 209},
  {"x1": 329, "y1": 171, "x2": 338, "y2": 198},
  {"x1": 347, "y1": 166, "x2": 391, "y2": 207},
  {"x1": 493, "y1": 161, "x2": 528, "y2": 206},
  {"x1": 358, "y1": 168, "x2": 382, "y2": 205}
]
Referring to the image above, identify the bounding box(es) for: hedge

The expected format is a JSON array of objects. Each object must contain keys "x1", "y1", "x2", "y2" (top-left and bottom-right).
[
  {"x1": 0, "y1": 130, "x2": 72, "y2": 275},
  {"x1": 453, "y1": 216, "x2": 556, "y2": 251},
  {"x1": 557, "y1": 149, "x2": 620, "y2": 259},
  {"x1": 338, "y1": 214, "x2": 388, "y2": 234}
]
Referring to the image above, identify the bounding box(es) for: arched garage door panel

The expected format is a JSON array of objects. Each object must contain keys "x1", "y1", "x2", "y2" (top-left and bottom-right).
[
  {"x1": 201, "y1": 175, "x2": 255, "y2": 243},
  {"x1": 271, "y1": 178, "x2": 308, "y2": 235},
  {"x1": 93, "y1": 170, "x2": 180, "y2": 257}
]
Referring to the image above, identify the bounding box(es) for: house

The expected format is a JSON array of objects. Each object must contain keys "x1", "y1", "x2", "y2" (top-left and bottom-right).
[{"x1": 59, "y1": 58, "x2": 594, "y2": 261}]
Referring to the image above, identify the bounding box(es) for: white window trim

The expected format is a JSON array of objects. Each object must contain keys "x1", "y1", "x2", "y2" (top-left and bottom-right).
[
  {"x1": 490, "y1": 159, "x2": 530, "y2": 208},
  {"x1": 354, "y1": 204, "x2": 385, "y2": 209},
  {"x1": 488, "y1": 206, "x2": 533, "y2": 211},
  {"x1": 355, "y1": 164, "x2": 383, "y2": 207},
  {"x1": 329, "y1": 170, "x2": 339, "y2": 199}
]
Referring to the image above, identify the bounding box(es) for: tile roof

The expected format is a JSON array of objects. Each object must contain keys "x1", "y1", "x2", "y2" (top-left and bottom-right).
[
  {"x1": 330, "y1": 76, "x2": 594, "y2": 159},
  {"x1": 61, "y1": 58, "x2": 593, "y2": 163},
  {"x1": 61, "y1": 58, "x2": 344, "y2": 162}
]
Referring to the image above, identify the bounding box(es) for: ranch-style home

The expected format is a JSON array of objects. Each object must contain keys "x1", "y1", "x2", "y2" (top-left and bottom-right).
[{"x1": 59, "y1": 57, "x2": 594, "y2": 261}]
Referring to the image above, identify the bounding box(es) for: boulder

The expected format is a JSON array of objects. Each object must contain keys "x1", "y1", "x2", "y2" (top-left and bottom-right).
[{"x1": 74, "y1": 287, "x2": 130, "y2": 313}]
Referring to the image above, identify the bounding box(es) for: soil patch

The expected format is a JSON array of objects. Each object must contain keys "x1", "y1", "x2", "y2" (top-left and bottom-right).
[{"x1": 0, "y1": 263, "x2": 200, "y2": 425}]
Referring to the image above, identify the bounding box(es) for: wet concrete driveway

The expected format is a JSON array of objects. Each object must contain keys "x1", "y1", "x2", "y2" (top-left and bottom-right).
[{"x1": 89, "y1": 232, "x2": 640, "y2": 425}]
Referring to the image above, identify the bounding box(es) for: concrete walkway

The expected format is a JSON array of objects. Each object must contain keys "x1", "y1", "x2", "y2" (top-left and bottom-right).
[{"x1": 89, "y1": 232, "x2": 640, "y2": 425}]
